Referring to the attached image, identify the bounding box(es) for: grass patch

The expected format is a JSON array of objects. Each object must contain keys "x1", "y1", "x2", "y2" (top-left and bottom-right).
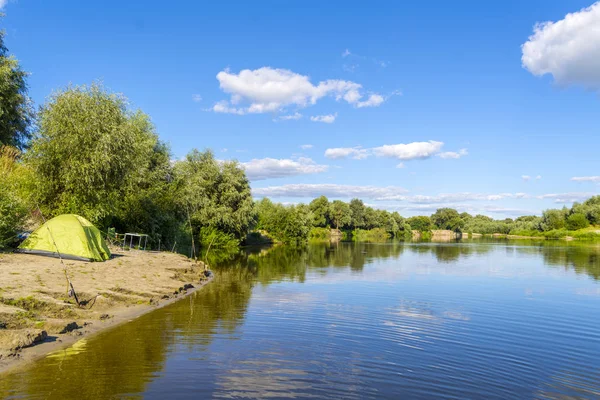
[{"x1": 0, "y1": 296, "x2": 78, "y2": 319}]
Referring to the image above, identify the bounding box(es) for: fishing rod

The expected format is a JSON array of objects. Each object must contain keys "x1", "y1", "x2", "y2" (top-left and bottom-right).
[{"x1": 36, "y1": 206, "x2": 80, "y2": 307}]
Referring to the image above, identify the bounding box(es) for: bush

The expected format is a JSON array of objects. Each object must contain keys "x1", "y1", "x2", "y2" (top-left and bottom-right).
[
  {"x1": 572, "y1": 231, "x2": 600, "y2": 241},
  {"x1": 0, "y1": 146, "x2": 31, "y2": 248},
  {"x1": 566, "y1": 213, "x2": 589, "y2": 230},
  {"x1": 309, "y1": 227, "x2": 331, "y2": 240},
  {"x1": 352, "y1": 228, "x2": 390, "y2": 242},
  {"x1": 198, "y1": 226, "x2": 239, "y2": 252}
]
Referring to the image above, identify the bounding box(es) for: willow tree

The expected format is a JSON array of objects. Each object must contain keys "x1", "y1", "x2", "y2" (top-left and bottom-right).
[
  {"x1": 173, "y1": 149, "x2": 255, "y2": 242},
  {"x1": 0, "y1": 27, "x2": 34, "y2": 149},
  {"x1": 27, "y1": 83, "x2": 159, "y2": 226}
]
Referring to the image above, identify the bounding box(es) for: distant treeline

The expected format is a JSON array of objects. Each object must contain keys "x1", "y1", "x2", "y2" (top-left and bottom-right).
[
  {"x1": 1, "y1": 30, "x2": 598, "y2": 251},
  {"x1": 253, "y1": 197, "x2": 412, "y2": 244}
]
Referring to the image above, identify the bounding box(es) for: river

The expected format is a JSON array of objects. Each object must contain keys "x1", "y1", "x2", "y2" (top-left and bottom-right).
[{"x1": 1, "y1": 240, "x2": 600, "y2": 399}]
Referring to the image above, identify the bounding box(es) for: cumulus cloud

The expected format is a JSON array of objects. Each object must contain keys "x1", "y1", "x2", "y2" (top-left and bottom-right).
[
  {"x1": 324, "y1": 147, "x2": 369, "y2": 160},
  {"x1": 275, "y1": 112, "x2": 302, "y2": 121},
  {"x1": 536, "y1": 175, "x2": 542, "y2": 180},
  {"x1": 522, "y1": 175, "x2": 531, "y2": 182},
  {"x1": 521, "y1": 2, "x2": 600, "y2": 89},
  {"x1": 192, "y1": 94, "x2": 202, "y2": 102},
  {"x1": 310, "y1": 113, "x2": 337, "y2": 123},
  {"x1": 538, "y1": 192, "x2": 597, "y2": 203},
  {"x1": 212, "y1": 67, "x2": 385, "y2": 115},
  {"x1": 438, "y1": 149, "x2": 468, "y2": 159},
  {"x1": 252, "y1": 184, "x2": 408, "y2": 199},
  {"x1": 571, "y1": 176, "x2": 600, "y2": 183},
  {"x1": 300, "y1": 144, "x2": 313, "y2": 150},
  {"x1": 241, "y1": 157, "x2": 328, "y2": 180},
  {"x1": 373, "y1": 141, "x2": 444, "y2": 161}
]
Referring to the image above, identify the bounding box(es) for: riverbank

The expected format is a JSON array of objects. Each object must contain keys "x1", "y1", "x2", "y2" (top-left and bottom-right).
[{"x1": 0, "y1": 249, "x2": 212, "y2": 374}]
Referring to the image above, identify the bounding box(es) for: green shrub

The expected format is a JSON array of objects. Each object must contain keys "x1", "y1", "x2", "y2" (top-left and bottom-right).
[
  {"x1": 572, "y1": 231, "x2": 600, "y2": 241},
  {"x1": 352, "y1": 228, "x2": 390, "y2": 242},
  {"x1": 309, "y1": 227, "x2": 331, "y2": 239},
  {"x1": 566, "y1": 213, "x2": 590, "y2": 230},
  {"x1": 0, "y1": 146, "x2": 31, "y2": 248},
  {"x1": 198, "y1": 226, "x2": 239, "y2": 252}
]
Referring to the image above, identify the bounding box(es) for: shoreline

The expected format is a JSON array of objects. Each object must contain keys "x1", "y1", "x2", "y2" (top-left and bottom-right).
[{"x1": 0, "y1": 250, "x2": 213, "y2": 375}]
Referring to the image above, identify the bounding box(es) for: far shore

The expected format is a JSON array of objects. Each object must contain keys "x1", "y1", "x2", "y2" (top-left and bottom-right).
[{"x1": 0, "y1": 249, "x2": 212, "y2": 375}]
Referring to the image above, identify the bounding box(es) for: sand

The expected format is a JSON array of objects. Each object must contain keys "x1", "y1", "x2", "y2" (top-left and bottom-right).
[{"x1": 0, "y1": 248, "x2": 212, "y2": 374}]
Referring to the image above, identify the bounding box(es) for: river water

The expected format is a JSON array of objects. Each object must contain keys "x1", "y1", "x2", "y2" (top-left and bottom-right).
[{"x1": 1, "y1": 240, "x2": 600, "y2": 399}]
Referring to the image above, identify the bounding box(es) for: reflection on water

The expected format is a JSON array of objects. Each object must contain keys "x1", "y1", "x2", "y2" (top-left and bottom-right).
[{"x1": 1, "y1": 241, "x2": 600, "y2": 399}]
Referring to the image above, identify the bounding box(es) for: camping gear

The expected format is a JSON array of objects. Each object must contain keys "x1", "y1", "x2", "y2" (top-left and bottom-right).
[
  {"x1": 122, "y1": 233, "x2": 149, "y2": 251},
  {"x1": 18, "y1": 214, "x2": 111, "y2": 262}
]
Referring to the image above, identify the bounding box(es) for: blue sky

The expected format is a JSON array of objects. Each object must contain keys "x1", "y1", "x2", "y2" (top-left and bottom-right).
[{"x1": 3, "y1": 0, "x2": 599, "y2": 217}]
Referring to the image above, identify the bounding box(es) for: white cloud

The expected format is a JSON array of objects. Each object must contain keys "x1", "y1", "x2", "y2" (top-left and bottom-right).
[
  {"x1": 241, "y1": 157, "x2": 328, "y2": 180},
  {"x1": 252, "y1": 184, "x2": 528, "y2": 205},
  {"x1": 310, "y1": 113, "x2": 337, "y2": 123},
  {"x1": 373, "y1": 141, "x2": 444, "y2": 161},
  {"x1": 252, "y1": 184, "x2": 408, "y2": 199},
  {"x1": 212, "y1": 100, "x2": 245, "y2": 115},
  {"x1": 522, "y1": 175, "x2": 531, "y2": 182},
  {"x1": 342, "y1": 49, "x2": 351, "y2": 57},
  {"x1": 536, "y1": 175, "x2": 542, "y2": 180},
  {"x1": 406, "y1": 193, "x2": 527, "y2": 203},
  {"x1": 538, "y1": 192, "x2": 597, "y2": 203},
  {"x1": 521, "y1": 2, "x2": 600, "y2": 89},
  {"x1": 192, "y1": 94, "x2": 202, "y2": 102},
  {"x1": 438, "y1": 148, "x2": 468, "y2": 159},
  {"x1": 324, "y1": 141, "x2": 466, "y2": 163},
  {"x1": 355, "y1": 94, "x2": 385, "y2": 108},
  {"x1": 212, "y1": 67, "x2": 385, "y2": 115},
  {"x1": 300, "y1": 144, "x2": 313, "y2": 150},
  {"x1": 275, "y1": 112, "x2": 302, "y2": 121},
  {"x1": 324, "y1": 147, "x2": 369, "y2": 160},
  {"x1": 571, "y1": 176, "x2": 600, "y2": 183},
  {"x1": 0, "y1": 0, "x2": 8, "y2": 9}
]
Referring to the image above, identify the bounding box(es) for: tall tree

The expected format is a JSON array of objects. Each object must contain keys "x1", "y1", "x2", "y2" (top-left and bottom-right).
[
  {"x1": 27, "y1": 83, "x2": 157, "y2": 225},
  {"x1": 309, "y1": 196, "x2": 330, "y2": 227},
  {"x1": 329, "y1": 200, "x2": 351, "y2": 230},
  {"x1": 0, "y1": 27, "x2": 33, "y2": 149},
  {"x1": 431, "y1": 208, "x2": 461, "y2": 230},
  {"x1": 349, "y1": 198, "x2": 366, "y2": 229},
  {"x1": 174, "y1": 149, "x2": 255, "y2": 240}
]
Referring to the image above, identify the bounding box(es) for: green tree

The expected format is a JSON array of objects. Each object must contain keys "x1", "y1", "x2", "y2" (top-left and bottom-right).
[
  {"x1": 174, "y1": 149, "x2": 254, "y2": 241},
  {"x1": 566, "y1": 213, "x2": 590, "y2": 230},
  {"x1": 255, "y1": 198, "x2": 311, "y2": 243},
  {"x1": 309, "y1": 196, "x2": 330, "y2": 227},
  {"x1": 349, "y1": 198, "x2": 366, "y2": 229},
  {"x1": 431, "y1": 208, "x2": 460, "y2": 230},
  {"x1": 363, "y1": 206, "x2": 378, "y2": 229},
  {"x1": 407, "y1": 216, "x2": 432, "y2": 232},
  {"x1": 0, "y1": 27, "x2": 33, "y2": 149},
  {"x1": 541, "y1": 208, "x2": 568, "y2": 231},
  {"x1": 330, "y1": 200, "x2": 351, "y2": 229},
  {"x1": 27, "y1": 83, "x2": 158, "y2": 225}
]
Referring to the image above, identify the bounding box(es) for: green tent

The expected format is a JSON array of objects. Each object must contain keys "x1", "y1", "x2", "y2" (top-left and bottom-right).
[{"x1": 19, "y1": 214, "x2": 111, "y2": 262}]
